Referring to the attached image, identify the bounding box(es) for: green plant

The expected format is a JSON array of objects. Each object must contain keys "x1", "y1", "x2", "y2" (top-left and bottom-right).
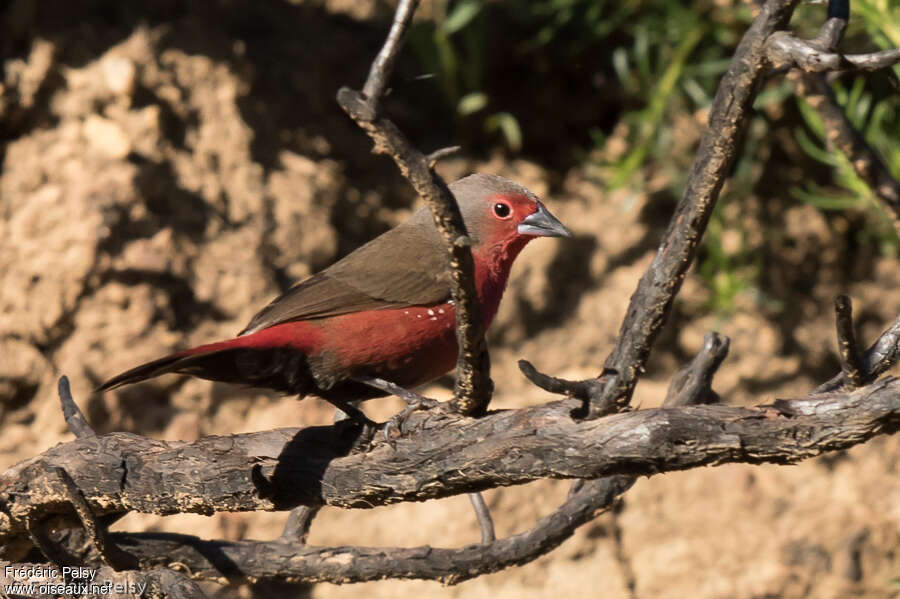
[
  {"x1": 790, "y1": 0, "x2": 900, "y2": 257},
  {"x1": 408, "y1": 0, "x2": 523, "y2": 150}
]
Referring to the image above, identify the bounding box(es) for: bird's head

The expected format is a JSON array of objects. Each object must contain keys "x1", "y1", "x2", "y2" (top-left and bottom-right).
[{"x1": 450, "y1": 174, "x2": 571, "y2": 262}]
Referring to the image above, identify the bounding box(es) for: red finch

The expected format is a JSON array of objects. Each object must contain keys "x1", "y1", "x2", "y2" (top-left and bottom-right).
[{"x1": 99, "y1": 174, "x2": 571, "y2": 416}]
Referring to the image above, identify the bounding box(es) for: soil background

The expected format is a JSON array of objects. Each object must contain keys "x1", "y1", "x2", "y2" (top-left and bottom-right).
[{"x1": 1, "y1": 1, "x2": 898, "y2": 598}]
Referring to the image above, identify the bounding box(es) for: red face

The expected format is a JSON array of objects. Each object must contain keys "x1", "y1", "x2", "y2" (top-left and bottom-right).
[{"x1": 483, "y1": 193, "x2": 571, "y2": 246}]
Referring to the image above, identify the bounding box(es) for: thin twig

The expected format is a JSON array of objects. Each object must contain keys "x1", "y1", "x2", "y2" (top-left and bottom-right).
[
  {"x1": 811, "y1": 17, "x2": 847, "y2": 51},
  {"x1": 767, "y1": 32, "x2": 900, "y2": 72},
  {"x1": 426, "y1": 145, "x2": 462, "y2": 168},
  {"x1": 833, "y1": 295, "x2": 866, "y2": 388},
  {"x1": 517, "y1": 360, "x2": 619, "y2": 418},
  {"x1": 793, "y1": 1, "x2": 900, "y2": 228},
  {"x1": 467, "y1": 492, "x2": 495, "y2": 543},
  {"x1": 814, "y1": 311, "x2": 900, "y2": 393},
  {"x1": 354, "y1": 376, "x2": 436, "y2": 405},
  {"x1": 281, "y1": 506, "x2": 321, "y2": 544},
  {"x1": 58, "y1": 375, "x2": 95, "y2": 439},
  {"x1": 663, "y1": 332, "x2": 730, "y2": 406},
  {"x1": 794, "y1": 72, "x2": 900, "y2": 225},
  {"x1": 360, "y1": 0, "x2": 420, "y2": 110},
  {"x1": 337, "y1": 0, "x2": 492, "y2": 416}
]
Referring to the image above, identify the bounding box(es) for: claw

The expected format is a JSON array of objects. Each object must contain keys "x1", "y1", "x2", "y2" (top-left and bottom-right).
[
  {"x1": 383, "y1": 396, "x2": 441, "y2": 442},
  {"x1": 351, "y1": 376, "x2": 443, "y2": 444}
]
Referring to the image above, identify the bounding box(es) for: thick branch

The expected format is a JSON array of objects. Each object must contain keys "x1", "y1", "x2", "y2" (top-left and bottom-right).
[
  {"x1": 78, "y1": 477, "x2": 633, "y2": 586},
  {"x1": 2, "y1": 377, "x2": 898, "y2": 555},
  {"x1": 593, "y1": 0, "x2": 800, "y2": 412},
  {"x1": 337, "y1": 2, "x2": 492, "y2": 415}
]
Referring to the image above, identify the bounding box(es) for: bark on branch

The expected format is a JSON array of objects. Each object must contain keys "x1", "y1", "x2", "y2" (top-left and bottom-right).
[{"x1": 2, "y1": 376, "x2": 898, "y2": 560}]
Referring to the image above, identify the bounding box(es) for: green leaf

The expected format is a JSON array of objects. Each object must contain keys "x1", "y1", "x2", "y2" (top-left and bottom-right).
[
  {"x1": 442, "y1": 0, "x2": 483, "y2": 35},
  {"x1": 458, "y1": 92, "x2": 488, "y2": 115},
  {"x1": 486, "y1": 112, "x2": 523, "y2": 151}
]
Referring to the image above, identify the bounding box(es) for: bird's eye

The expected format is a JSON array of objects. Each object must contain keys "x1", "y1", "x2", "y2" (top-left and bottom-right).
[{"x1": 493, "y1": 202, "x2": 512, "y2": 219}]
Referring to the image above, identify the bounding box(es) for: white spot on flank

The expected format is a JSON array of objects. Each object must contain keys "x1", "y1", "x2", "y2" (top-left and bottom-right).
[
  {"x1": 417, "y1": 314, "x2": 422, "y2": 318},
  {"x1": 438, "y1": 308, "x2": 445, "y2": 314},
  {"x1": 427, "y1": 309, "x2": 435, "y2": 316},
  {"x1": 430, "y1": 317, "x2": 437, "y2": 321},
  {"x1": 404, "y1": 311, "x2": 409, "y2": 315}
]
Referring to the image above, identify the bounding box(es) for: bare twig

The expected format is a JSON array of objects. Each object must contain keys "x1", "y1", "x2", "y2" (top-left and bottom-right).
[
  {"x1": 767, "y1": 31, "x2": 900, "y2": 72},
  {"x1": 814, "y1": 312, "x2": 900, "y2": 393},
  {"x1": 338, "y1": 0, "x2": 491, "y2": 415},
  {"x1": 811, "y1": 17, "x2": 847, "y2": 51},
  {"x1": 517, "y1": 360, "x2": 619, "y2": 417},
  {"x1": 467, "y1": 492, "x2": 495, "y2": 544},
  {"x1": 767, "y1": 0, "x2": 899, "y2": 72},
  {"x1": 426, "y1": 145, "x2": 462, "y2": 168},
  {"x1": 833, "y1": 295, "x2": 866, "y2": 388},
  {"x1": 516, "y1": 360, "x2": 594, "y2": 400},
  {"x1": 360, "y1": 0, "x2": 419, "y2": 111},
  {"x1": 664, "y1": 332, "x2": 730, "y2": 406},
  {"x1": 59, "y1": 375, "x2": 95, "y2": 439}
]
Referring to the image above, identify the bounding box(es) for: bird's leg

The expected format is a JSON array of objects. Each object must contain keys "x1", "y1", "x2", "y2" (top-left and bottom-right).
[
  {"x1": 327, "y1": 398, "x2": 377, "y2": 428},
  {"x1": 352, "y1": 376, "x2": 441, "y2": 441}
]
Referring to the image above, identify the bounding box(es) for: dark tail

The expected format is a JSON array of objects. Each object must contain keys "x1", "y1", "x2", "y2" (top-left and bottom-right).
[
  {"x1": 97, "y1": 347, "x2": 229, "y2": 391},
  {"x1": 97, "y1": 343, "x2": 317, "y2": 396}
]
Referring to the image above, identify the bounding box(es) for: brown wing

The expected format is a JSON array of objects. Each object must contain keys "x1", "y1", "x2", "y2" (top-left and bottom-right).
[{"x1": 239, "y1": 208, "x2": 450, "y2": 335}]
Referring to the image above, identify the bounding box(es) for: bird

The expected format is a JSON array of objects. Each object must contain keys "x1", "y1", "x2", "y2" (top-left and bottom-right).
[{"x1": 98, "y1": 173, "x2": 571, "y2": 420}]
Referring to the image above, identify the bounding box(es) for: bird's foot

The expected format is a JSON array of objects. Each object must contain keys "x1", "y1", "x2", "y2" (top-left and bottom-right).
[
  {"x1": 352, "y1": 376, "x2": 442, "y2": 443},
  {"x1": 383, "y1": 394, "x2": 441, "y2": 442}
]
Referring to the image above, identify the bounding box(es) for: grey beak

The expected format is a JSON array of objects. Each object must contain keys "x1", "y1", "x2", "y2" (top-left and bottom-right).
[{"x1": 518, "y1": 202, "x2": 573, "y2": 238}]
